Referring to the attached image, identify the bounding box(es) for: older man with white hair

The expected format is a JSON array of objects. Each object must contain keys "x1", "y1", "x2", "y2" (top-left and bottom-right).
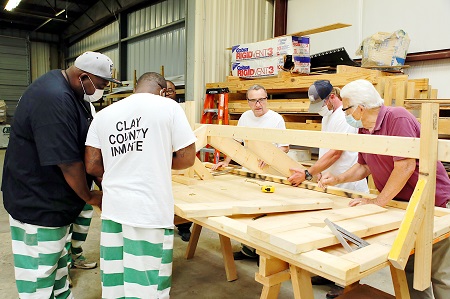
[{"x1": 319, "y1": 79, "x2": 450, "y2": 299}]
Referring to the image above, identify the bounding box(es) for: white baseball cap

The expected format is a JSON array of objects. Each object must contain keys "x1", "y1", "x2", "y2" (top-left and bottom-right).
[{"x1": 74, "y1": 51, "x2": 122, "y2": 85}]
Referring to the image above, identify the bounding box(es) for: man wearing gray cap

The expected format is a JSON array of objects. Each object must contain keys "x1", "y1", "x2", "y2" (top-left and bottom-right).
[
  {"x1": 288, "y1": 80, "x2": 368, "y2": 193},
  {"x1": 288, "y1": 80, "x2": 369, "y2": 298},
  {"x1": 2, "y1": 51, "x2": 120, "y2": 298}
]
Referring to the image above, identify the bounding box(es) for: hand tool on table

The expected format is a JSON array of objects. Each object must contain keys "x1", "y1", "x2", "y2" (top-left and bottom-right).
[
  {"x1": 245, "y1": 179, "x2": 275, "y2": 193},
  {"x1": 324, "y1": 218, "x2": 370, "y2": 252}
]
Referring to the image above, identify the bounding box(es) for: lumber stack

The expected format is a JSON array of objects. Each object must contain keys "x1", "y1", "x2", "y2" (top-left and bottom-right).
[{"x1": 205, "y1": 65, "x2": 446, "y2": 133}]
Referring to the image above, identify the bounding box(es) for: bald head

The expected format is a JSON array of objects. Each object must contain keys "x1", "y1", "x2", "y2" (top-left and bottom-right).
[{"x1": 135, "y1": 72, "x2": 167, "y2": 95}]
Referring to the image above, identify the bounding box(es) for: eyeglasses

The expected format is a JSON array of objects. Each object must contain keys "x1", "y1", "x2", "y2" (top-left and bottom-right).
[
  {"x1": 247, "y1": 97, "x2": 267, "y2": 104},
  {"x1": 166, "y1": 88, "x2": 175, "y2": 95},
  {"x1": 342, "y1": 105, "x2": 355, "y2": 114}
]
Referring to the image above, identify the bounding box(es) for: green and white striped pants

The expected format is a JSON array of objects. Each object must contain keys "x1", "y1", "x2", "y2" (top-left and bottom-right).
[
  {"x1": 9, "y1": 215, "x2": 73, "y2": 299},
  {"x1": 66, "y1": 203, "x2": 94, "y2": 266},
  {"x1": 101, "y1": 219, "x2": 174, "y2": 299}
]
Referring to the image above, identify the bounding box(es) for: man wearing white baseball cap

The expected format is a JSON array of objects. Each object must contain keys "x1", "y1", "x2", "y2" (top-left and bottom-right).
[{"x1": 2, "y1": 51, "x2": 120, "y2": 298}]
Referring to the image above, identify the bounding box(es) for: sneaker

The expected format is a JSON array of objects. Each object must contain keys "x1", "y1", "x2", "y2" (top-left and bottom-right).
[
  {"x1": 178, "y1": 230, "x2": 191, "y2": 242},
  {"x1": 67, "y1": 275, "x2": 73, "y2": 288},
  {"x1": 72, "y1": 255, "x2": 97, "y2": 269}
]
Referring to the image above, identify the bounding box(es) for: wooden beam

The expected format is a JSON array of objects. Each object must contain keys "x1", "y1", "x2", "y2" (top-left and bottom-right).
[
  {"x1": 208, "y1": 136, "x2": 266, "y2": 174},
  {"x1": 413, "y1": 103, "x2": 439, "y2": 291},
  {"x1": 206, "y1": 71, "x2": 381, "y2": 93},
  {"x1": 194, "y1": 124, "x2": 208, "y2": 152},
  {"x1": 287, "y1": 23, "x2": 351, "y2": 38},
  {"x1": 390, "y1": 265, "x2": 411, "y2": 299},
  {"x1": 388, "y1": 179, "x2": 427, "y2": 269},
  {"x1": 290, "y1": 265, "x2": 315, "y2": 299},
  {"x1": 246, "y1": 140, "x2": 306, "y2": 177},
  {"x1": 205, "y1": 125, "x2": 421, "y2": 159},
  {"x1": 219, "y1": 234, "x2": 238, "y2": 281},
  {"x1": 192, "y1": 157, "x2": 214, "y2": 180}
]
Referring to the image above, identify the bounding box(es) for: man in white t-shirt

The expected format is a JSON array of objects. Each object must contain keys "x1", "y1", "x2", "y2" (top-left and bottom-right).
[
  {"x1": 84, "y1": 72, "x2": 196, "y2": 299},
  {"x1": 288, "y1": 80, "x2": 369, "y2": 193},
  {"x1": 212, "y1": 84, "x2": 289, "y2": 170},
  {"x1": 212, "y1": 84, "x2": 289, "y2": 261},
  {"x1": 288, "y1": 80, "x2": 369, "y2": 298}
]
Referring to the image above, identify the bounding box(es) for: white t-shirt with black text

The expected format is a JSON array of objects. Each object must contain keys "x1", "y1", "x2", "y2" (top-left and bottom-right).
[{"x1": 85, "y1": 93, "x2": 196, "y2": 228}]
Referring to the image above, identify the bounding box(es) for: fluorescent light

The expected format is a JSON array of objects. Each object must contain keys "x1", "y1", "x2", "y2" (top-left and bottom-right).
[{"x1": 5, "y1": 0, "x2": 21, "y2": 11}]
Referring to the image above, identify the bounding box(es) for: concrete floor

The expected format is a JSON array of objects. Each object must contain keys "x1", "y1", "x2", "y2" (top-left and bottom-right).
[{"x1": 0, "y1": 149, "x2": 395, "y2": 298}]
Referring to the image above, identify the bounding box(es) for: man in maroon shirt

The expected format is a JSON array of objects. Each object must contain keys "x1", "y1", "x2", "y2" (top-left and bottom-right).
[{"x1": 319, "y1": 79, "x2": 450, "y2": 299}]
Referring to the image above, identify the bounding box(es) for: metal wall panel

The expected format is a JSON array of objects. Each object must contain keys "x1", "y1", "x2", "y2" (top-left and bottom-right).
[
  {"x1": 201, "y1": 0, "x2": 274, "y2": 84},
  {"x1": 30, "y1": 42, "x2": 51, "y2": 82},
  {"x1": 0, "y1": 36, "x2": 30, "y2": 119},
  {"x1": 68, "y1": 21, "x2": 119, "y2": 58},
  {"x1": 67, "y1": 0, "x2": 186, "y2": 81},
  {"x1": 127, "y1": 0, "x2": 186, "y2": 80},
  {"x1": 127, "y1": 25, "x2": 185, "y2": 79},
  {"x1": 127, "y1": 0, "x2": 185, "y2": 37}
]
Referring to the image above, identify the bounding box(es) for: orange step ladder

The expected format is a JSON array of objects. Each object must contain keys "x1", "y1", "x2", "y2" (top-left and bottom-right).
[{"x1": 200, "y1": 87, "x2": 229, "y2": 163}]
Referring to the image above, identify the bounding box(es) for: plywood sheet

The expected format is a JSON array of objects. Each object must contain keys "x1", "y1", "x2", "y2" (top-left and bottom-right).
[
  {"x1": 247, "y1": 205, "x2": 387, "y2": 242},
  {"x1": 173, "y1": 174, "x2": 339, "y2": 218},
  {"x1": 268, "y1": 209, "x2": 405, "y2": 254}
]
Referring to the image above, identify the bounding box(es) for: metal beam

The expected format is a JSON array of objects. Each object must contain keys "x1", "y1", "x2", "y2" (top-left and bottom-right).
[{"x1": 5, "y1": 9, "x2": 67, "y2": 22}]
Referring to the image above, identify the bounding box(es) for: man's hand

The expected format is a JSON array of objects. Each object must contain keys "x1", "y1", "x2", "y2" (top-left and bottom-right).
[
  {"x1": 87, "y1": 190, "x2": 102, "y2": 209},
  {"x1": 211, "y1": 161, "x2": 229, "y2": 170},
  {"x1": 348, "y1": 197, "x2": 380, "y2": 207},
  {"x1": 257, "y1": 159, "x2": 267, "y2": 169},
  {"x1": 318, "y1": 172, "x2": 339, "y2": 189},
  {"x1": 288, "y1": 168, "x2": 306, "y2": 186}
]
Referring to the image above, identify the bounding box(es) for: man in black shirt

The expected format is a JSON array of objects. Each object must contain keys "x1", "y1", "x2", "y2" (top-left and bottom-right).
[{"x1": 2, "y1": 51, "x2": 120, "y2": 298}]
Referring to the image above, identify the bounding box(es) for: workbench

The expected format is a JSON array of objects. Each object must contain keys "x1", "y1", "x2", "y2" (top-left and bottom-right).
[
  {"x1": 172, "y1": 101, "x2": 450, "y2": 298},
  {"x1": 173, "y1": 172, "x2": 450, "y2": 299}
]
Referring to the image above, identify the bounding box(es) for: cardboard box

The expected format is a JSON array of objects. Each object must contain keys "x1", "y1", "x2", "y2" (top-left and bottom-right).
[
  {"x1": 231, "y1": 55, "x2": 310, "y2": 78},
  {"x1": 0, "y1": 124, "x2": 10, "y2": 148},
  {"x1": 231, "y1": 36, "x2": 310, "y2": 62},
  {"x1": 357, "y1": 30, "x2": 410, "y2": 67}
]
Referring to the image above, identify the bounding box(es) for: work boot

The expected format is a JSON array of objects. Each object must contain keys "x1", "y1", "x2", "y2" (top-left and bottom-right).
[
  {"x1": 311, "y1": 276, "x2": 334, "y2": 285},
  {"x1": 71, "y1": 255, "x2": 97, "y2": 269},
  {"x1": 326, "y1": 285, "x2": 344, "y2": 298}
]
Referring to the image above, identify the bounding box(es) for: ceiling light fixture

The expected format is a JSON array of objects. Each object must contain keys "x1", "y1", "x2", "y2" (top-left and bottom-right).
[{"x1": 5, "y1": 0, "x2": 21, "y2": 11}]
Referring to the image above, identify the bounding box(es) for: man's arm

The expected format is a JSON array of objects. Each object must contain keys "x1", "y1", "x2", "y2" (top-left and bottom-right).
[
  {"x1": 319, "y1": 162, "x2": 371, "y2": 188},
  {"x1": 172, "y1": 143, "x2": 196, "y2": 170},
  {"x1": 349, "y1": 158, "x2": 416, "y2": 207},
  {"x1": 58, "y1": 161, "x2": 102, "y2": 207},
  {"x1": 288, "y1": 149, "x2": 343, "y2": 186},
  {"x1": 85, "y1": 146, "x2": 104, "y2": 178}
]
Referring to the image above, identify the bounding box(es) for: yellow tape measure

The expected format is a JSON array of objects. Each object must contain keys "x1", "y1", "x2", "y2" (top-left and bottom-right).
[
  {"x1": 245, "y1": 179, "x2": 275, "y2": 193},
  {"x1": 261, "y1": 185, "x2": 275, "y2": 193}
]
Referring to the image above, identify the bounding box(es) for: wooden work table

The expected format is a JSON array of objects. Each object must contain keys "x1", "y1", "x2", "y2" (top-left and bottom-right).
[
  {"x1": 173, "y1": 173, "x2": 450, "y2": 299},
  {"x1": 173, "y1": 101, "x2": 450, "y2": 298}
]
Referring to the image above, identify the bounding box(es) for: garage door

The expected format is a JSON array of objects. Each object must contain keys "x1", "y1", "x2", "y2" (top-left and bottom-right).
[{"x1": 0, "y1": 36, "x2": 30, "y2": 122}]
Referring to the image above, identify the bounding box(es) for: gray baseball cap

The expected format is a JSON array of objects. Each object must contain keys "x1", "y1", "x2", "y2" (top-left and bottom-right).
[
  {"x1": 75, "y1": 51, "x2": 122, "y2": 85},
  {"x1": 308, "y1": 80, "x2": 333, "y2": 113}
]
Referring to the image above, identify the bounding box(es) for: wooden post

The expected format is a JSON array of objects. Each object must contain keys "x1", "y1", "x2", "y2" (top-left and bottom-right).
[{"x1": 413, "y1": 102, "x2": 439, "y2": 290}]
